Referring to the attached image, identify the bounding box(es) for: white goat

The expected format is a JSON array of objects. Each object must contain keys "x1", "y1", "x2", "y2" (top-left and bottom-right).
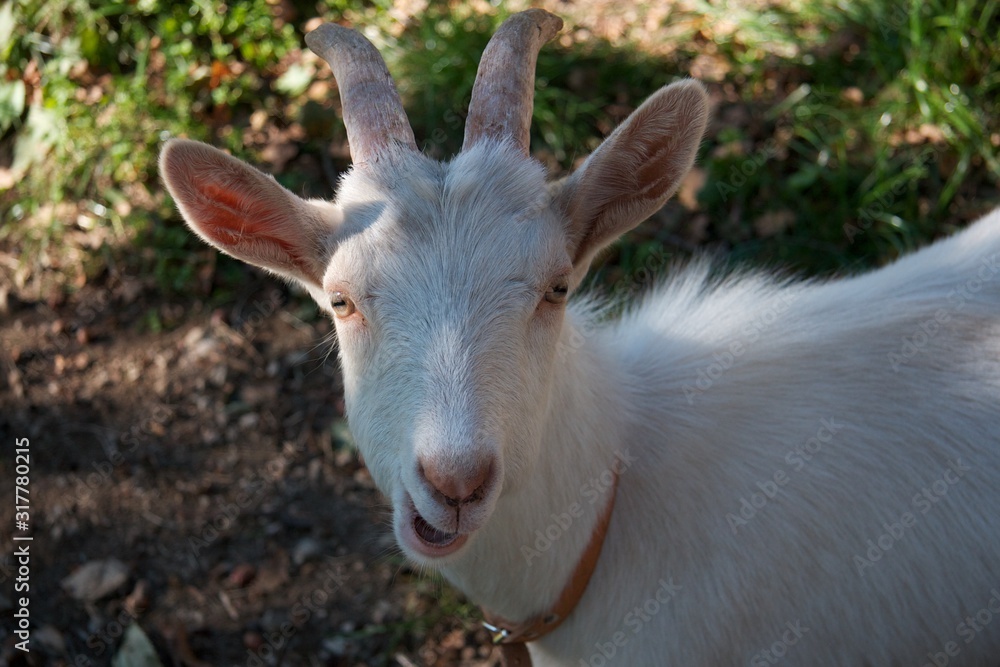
[{"x1": 160, "y1": 10, "x2": 1000, "y2": 666}]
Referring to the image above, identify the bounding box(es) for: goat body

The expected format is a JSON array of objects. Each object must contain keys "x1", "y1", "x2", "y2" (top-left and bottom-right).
[
  {"x1": 159, "y1": 10, "x2": 1000, "y2": 666},
  {"x1": 486, "y1": 210, "x2": 1000, "y2": 665}
]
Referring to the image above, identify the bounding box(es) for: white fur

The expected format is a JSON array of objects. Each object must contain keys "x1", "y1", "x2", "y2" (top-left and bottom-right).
[
  {"x1": 331, "y1": 145, "x2": 1000, "y2": 664},
  {"x1": 502, "y1": 208, "x2": 1000, "y2": 665},
  {"x1": 163, "y1": 106, "x2": 1000, "y2": 667}
]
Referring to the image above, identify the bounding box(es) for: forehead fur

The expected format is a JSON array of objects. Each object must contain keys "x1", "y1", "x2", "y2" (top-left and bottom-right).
[
  {"x1": 443, "y1": 141, "x2": 550, "y2": 223},
  {"x1": 336, "y1": 141, "x2": 549, "y2": 223},
  {"x1": 327, "y1": 141, "x2": 567, "y2": 291}
]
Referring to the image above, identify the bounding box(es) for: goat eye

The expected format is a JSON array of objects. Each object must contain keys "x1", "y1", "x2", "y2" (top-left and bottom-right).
[
  {"x1": 544, "y1": 280, "x2": 569, "y2": 305},
  {"x1": 331, "y1": 292, "x2": 356, "y2": 318}
]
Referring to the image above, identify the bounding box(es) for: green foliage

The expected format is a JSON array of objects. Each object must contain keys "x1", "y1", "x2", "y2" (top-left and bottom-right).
[
  {"x1": 1, "y1": 0, "x2": 998, "y2": 299},
  {"x1": 683, "y1": 0, "x2": 1000, "y2": 274},
  {"x1": 357, "y1": 573, "x2": 482, "y2": 666},
  {"x1": 0, "y1": 0, "x2": 366, "y2": 295},
  {"x1": 387, "y1": 5, "x2": 682, "y2": 167}
]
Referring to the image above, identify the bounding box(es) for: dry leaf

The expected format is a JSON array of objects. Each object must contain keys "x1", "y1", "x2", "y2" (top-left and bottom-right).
[
  {"x1": 61, "y1": 558, "x2": 129, "y2": 601},
  {"x1": 754, "y1": 209, "x2": 796, "y2": 237},
  {"x1": 112, "y1": 624, "x2": 163, "y2": 667}
]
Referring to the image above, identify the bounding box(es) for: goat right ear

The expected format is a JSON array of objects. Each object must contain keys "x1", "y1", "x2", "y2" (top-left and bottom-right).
[
  {"x1": 159, "y1": 139, "x2": 340, "y2": 288},
  {"x1": 552, "y1": 80, "x2": 709, "y2": 283}
]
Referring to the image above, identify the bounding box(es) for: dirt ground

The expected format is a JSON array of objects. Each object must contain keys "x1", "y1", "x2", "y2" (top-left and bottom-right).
[{"x1": 0, "y1": 271, "x2": 499, "y2": 667}]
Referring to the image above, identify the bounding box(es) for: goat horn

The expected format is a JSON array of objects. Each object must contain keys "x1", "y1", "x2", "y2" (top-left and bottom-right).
[
  {"x1": 463, "y1": 9, "x2": 563, "y2": 156},
  {"x1": 306, "y1": 23, "x2": 417, "y2": 165}
]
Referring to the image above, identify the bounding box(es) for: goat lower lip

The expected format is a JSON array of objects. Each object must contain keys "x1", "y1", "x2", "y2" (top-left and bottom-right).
[
  {"x1": 401, "y1": 499, "x2": 470, "y2": 558},
  {"x1": 412, "y1": 512, "x2": 458, "y2": 546}
]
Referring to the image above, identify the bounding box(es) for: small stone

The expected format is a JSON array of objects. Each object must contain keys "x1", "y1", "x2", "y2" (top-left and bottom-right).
[
  {"x1": 292, "y1": 537, "x2": 323, "y2": 567},
  {"x1": 323, "y1": 636, "x2": 349, "y2": 656},
  {"x1": 238, "y1": 412, "x2": 259, "y2": 429},
  {"x1": 243, "y1": 631, "x2": 264, "y2": 651}
]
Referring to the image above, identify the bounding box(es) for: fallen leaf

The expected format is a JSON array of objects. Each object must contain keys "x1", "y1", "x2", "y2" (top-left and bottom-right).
[
  {"x1": 292, "y1": 537, "x2": 323, "y2": 566},
  {"x1": 61, "y1": 558, "x2": 129, "y2": 601},
  {"x1": 112, "y1": 624, "x2": 164, "y2": 667},
  {"x1": 124, "y1": 579, "x2": 151, "y2": 617},
  {"x1": 677, "y1": 167, "x2": 707, "y2": 210},
  {"x1": 227, "y1": 563, "x2": 256, "y2": 588},
  {"x1": 841, "y1": 87, "x2": 864, "y2": 105},
  {"x1": 754, "y1": 209, "x2": 796, "y2": 237},
  {"x1": 158, "y1": 621, "x2": 211, "y2": 667},
  {"x1": 689, "y1": 53, "x2": 731, "y2": 82}
]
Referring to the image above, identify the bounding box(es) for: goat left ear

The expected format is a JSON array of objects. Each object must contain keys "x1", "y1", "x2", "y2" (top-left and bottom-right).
[
  {"x1": 552, "y1": 80, "x2": 709, "y2": 281},
  {"x1": 160, "y1": 139, "x2": 341, "y2": 289}
]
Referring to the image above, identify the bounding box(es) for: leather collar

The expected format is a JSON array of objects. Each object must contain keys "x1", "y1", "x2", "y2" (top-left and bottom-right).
[{"x1": 481, "y1": 471, "x2": 619, "y2": 666}]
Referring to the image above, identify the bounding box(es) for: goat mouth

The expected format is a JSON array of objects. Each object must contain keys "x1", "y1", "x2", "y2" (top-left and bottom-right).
[
  {"x1": 401, "y1": 499, "x2": 469, "y2": 558},
  {"x1": 412, "y1": 512, "x2": 459, "y2": 546}
]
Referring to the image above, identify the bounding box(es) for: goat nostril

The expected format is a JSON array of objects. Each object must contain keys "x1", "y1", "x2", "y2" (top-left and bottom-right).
[{"x1": 420, "y1": 458, "x2": 492, "y2": 505}]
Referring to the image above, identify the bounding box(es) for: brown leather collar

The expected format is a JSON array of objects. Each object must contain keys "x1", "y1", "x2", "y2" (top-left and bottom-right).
[{"x1": 481, "y1": 472, "x2": 619, "y2": 667}]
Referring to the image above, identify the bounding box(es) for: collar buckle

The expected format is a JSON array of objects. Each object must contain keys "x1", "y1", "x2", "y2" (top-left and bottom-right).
[{"x1": 482, "y1": 620, "x2": 511, "y2": 644}]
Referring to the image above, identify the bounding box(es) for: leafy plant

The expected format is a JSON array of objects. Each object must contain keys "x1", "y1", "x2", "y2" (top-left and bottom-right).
[{"x1": 1, "y1": 0, "x2": 998, "y2": 301}]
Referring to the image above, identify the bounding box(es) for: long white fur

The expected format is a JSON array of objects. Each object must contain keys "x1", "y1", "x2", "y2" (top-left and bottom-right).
[
  {"x1": 331, "y1": 145, "x2": 1000, "y2": 664},
  {"x1": 507, "y1": 207, "x2": 1000, "y2": 665},
  {"x1": 162, "y1": 111, "x2": 1000, "y2": 667}
]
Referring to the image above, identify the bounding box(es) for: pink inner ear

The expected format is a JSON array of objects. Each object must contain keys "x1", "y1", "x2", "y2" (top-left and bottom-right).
[
  {"x1": 635, "y1": 139, "x2": 683, "y2": 194},
  {"x1": 597, "y1": 136, "x2": 683, "y2": 218},
  {"x1": 563, "y1": 82, "x2": 708, "y2": 270},
  {"x1": 161, "y1": 139, "x2": 326, "y2": 284},
  {"x1": 194, "y1": 184, "x2": 306, "y2": 269}
]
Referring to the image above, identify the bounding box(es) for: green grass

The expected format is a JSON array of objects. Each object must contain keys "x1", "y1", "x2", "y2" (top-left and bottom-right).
[
  {"x1": 1, "y1": 0, "x2": 998, "y2": 301},
  {"x1": 641, "y1": 0, "x2": 999, "y2": 275},
  {"x1": 382, "y1": 573, "x2": 484, "y2": 665}
]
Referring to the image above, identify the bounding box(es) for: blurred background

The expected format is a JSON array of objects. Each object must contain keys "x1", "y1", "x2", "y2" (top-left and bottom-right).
[{"x1": 0, "y1": 0, "x2": 998, "y2": 665}]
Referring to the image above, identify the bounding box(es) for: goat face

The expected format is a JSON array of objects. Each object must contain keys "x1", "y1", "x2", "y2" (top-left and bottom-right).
[
  {"x1": 327, "y1": 145, "x2": 573, "y2": 560},
  {"x1": 159, "y1": 10, "x2": 708, "y2": 565}
]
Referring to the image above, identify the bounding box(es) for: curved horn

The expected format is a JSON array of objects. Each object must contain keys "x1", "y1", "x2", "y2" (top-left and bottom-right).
[
  {"x1": 306, "y1": 23, "x2": 417, "y2": 164},
  {"x1": 463, "y1": 9, "x2": 563, "y2": 156}
]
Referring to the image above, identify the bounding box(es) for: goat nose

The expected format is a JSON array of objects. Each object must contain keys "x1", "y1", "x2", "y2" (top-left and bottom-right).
[{"x1": 419, "y1": 458, "x2": 492, "y2": 506}]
